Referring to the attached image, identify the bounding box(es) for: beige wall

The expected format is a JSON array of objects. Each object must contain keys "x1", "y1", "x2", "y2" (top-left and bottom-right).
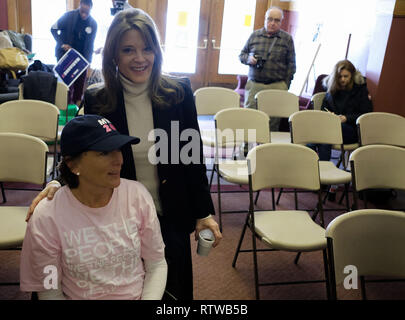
[
  {"x1": 3, "y1": 0, "x2": 404, "y2": 115},
  {"x1": 274, "y1": 0, "x2": 404, "y2": 116}
]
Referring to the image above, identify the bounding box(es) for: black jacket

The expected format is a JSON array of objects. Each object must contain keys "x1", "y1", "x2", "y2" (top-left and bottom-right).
[
  {"x1": 321, "y1": 81, "x2": 373, "y2": 126},
  {"x1": 83, "y1": 80, "x2": 215, "y2": 233},
  {"x1": 22, "y1": 71, "x2": 57, "y2": 104},
  {"x1": 51, "y1": 9, "x2": 97, "y2": 62}
]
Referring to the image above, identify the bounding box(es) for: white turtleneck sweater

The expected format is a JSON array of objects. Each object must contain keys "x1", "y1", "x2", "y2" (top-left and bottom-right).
[{"x1": 120, "y1": 74, "x2": 162, "y2": 214}]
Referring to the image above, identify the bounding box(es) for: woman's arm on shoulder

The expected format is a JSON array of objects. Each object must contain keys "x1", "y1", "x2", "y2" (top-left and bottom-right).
[{"x1": 26, "y1": 181, "x2": 62, "y2": 222}]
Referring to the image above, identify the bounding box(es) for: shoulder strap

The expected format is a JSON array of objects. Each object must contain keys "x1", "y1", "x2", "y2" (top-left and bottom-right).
[{"x1": 266, "y1": 37, "x2": 278, "y2": 58}]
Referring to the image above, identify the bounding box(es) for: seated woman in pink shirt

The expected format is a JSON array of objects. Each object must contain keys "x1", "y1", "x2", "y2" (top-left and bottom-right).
[{"x1": 20, "y1": 114, "x2": 167, "y2": 300}]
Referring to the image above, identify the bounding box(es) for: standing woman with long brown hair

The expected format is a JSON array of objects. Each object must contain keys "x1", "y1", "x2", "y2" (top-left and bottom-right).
[{"x1": 27, "y1": 8, "x2": 222, "y2": 300}]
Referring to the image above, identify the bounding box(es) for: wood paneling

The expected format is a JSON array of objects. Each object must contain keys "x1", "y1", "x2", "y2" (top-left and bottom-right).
[
  {"x1": 269, "y1": 0, "x2": 297, "y2": 11},
  {"x1": 394, "y1": 0, "x2": 405, "y2": 16},
  {"x1": 19, "y1": 0, "x2": 31, "y2": 34},
  {"x1": 6, "y1": 0, "x2": 17, "y2": 31},
  {"x1": 6, "y1": 0, "x2": 31, "y2": 34},
  {"x1": 0, "y1": 0, "x2": 8, "y2": 29},
  {"x1": 255, "y1": 0, "x2": 270, "y2": 28}
]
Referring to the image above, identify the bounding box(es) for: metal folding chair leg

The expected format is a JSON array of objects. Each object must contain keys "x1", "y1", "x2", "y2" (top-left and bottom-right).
[
  {"x1": 208, "y1": 165, "x2": 215, "y2": 189},
  {"x1": 0, "y1": 182, "x2": 6, "y2": 203},
  {"x1": 232, "y1": 213, "x2": 250, "y2": 268}
]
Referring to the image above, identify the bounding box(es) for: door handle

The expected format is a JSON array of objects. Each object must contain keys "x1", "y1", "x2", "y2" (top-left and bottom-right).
[
  {"x1": 211, "y1": 39, "x2": 221, "y2": 50},
  {"x1": 197, "y1": 39, "x2": 208, "y2": 49}
]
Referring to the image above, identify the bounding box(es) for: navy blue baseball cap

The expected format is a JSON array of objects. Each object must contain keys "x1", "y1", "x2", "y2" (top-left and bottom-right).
[{"x1": 60, "y1": 115, "x2": 140, "y2": 156}]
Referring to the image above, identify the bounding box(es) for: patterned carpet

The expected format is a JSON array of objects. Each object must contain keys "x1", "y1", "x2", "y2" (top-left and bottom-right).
[
  {"x1": 1, "y1": 126, "x2": 405, "y2": 300},
  {"x1": 2, "y1": 181, "x2": 404, "y2": 300}
]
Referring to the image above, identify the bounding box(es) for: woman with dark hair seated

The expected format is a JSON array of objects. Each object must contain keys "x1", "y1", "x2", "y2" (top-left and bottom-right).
[
  {"x1": 317, "y1": 59, "x2": 372, "y2": 160},
  {"x1": 315, "y1": 59, "x2": 373, "y2": 200},
  {"x1": 20, "y1": 115, "x2": 167, "y2": 300}
]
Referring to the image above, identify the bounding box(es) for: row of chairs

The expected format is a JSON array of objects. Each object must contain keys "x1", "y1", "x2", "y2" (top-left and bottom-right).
[
  {"x1": 0, "y1": 132, "x2": 49, "y2": 287},
  {"x1": 195, "y1": 88, "x2": 300, "y2": 213},
  {"x1": 0, "y1": 100, "x2": 59, "y2": 204},
  {"x1": 213, "y1": 108, "x2": 355, "y2": 231},
  {"x1": 0, "y1": 82, "x2": 68, "y2": 287},
  {"x1": 0, "y1": 80, "x2": 69, "y2": 198},
  {"x1": 194, "y1": 85, "x2": 405, "y2": 299},
  {"x1": 310, "y1": 91, "x2": 405, "y2": 167},
  {"x1": 194, "y1": 87, "x2": 299, "y2": 148},
  {"x1": 210, "y1": 96, "x2": 405, "y2": 231},
  {"x1": 231, "y1": 142, "x2": 405, "y2": 299}
]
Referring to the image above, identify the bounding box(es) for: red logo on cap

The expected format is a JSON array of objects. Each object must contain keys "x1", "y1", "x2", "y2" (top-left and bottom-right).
[
  {"x1": 99, "y1": 119, "x2": 117, "y2": 133},
  {"x1": 103, "y1": 124, "x2": 112, "y2": 132}
]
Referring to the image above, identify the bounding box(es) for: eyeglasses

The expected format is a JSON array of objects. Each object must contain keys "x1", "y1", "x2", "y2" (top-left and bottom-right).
[{"x1": 267, "y1": 17, "x2": 281, "y2": 23}]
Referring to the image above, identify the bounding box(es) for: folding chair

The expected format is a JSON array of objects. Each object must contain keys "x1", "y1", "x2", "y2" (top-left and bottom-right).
[
  {"x1": 0, "y1": 99, "x2": 59, "y2": 181},
  {"x1": 254, "y1": 89, "x2": 299, "y2": 204},
  {"x1": 326, "y1": 209, "x2": 405, "y2": 300},
  {"x1": 255, "y1": 89, "x2": 299, "y2": 143},
  {"x1": 215, "y1": 108, "x2": 270, "y2": 231},
  {"x1": 0, "y1": 133, "x2": 49, "y2": 286},
  {"x1": 349, "y1": 145, "x2": 405, "y2": 210},
  {"x1": 357, "y1": 112, "x2": 405, "y2": 147},
  {"x1": 20, "y1": 80, "x2": 68, "y2": 158},
  {"x1": 194, "y1": 87, "x2": 240, "y2": 188},
  {"x1": 310, "y1": 91, "x2": 358, "y2": 170},
  {"x1": 232, "y1": 143, "x2": 330, "y2": 299},
  {"x1": 311, "y1": 92, "x2": 326, "y2": 111},
  {"x1": 289, "y1": 110, "x2": 352, "y2": 213},
  {"x1": 20, "y1": 81, "x2": 68, "y2": 123}
]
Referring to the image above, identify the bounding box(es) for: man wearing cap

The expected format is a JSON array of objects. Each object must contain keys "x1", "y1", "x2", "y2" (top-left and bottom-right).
[{"x1": 20, "y1": 115, "x2": 168, "y2": 300}]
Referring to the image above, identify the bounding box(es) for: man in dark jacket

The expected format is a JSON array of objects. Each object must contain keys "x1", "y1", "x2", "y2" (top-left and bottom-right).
[{"x1": 51, "y1": 0, "x2": 97, "y2": 106}]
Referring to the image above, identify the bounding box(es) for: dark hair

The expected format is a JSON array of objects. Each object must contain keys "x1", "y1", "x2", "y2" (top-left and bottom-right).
[
  {"x1": 58, "y1": 155, "x2": 82, "y2": 189},
  {"x1": 98, "y1": 8, "x2": 184, "y2": 113},
  {"x1": 80, "y1": 0, "x2": 93, "y2": 7},
  {"x1": 325, "y1": 59, "x2": 356, "y2": 95}
]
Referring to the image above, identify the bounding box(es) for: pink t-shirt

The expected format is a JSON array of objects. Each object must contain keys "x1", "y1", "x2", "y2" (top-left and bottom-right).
[{"x1": 20, "y1": 178, "x2": 165, "y2": 300}]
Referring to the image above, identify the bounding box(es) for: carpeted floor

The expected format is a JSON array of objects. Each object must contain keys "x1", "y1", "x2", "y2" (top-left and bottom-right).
[
  {"x1": 1, "y1": 178, "x2": 404, "y2": 300},
  {"x1": 191, "y1": 183, "x2": 405, "y2": 300},
  {"x1": 1, "y1": 118, "x2": 404, "y2": 300}
]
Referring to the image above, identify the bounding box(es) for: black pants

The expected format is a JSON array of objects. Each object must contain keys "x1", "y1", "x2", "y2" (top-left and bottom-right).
[
  {"x1": 309, "y1": 123, "x2": 358, "y2": 161},
  {"x1": 158, "y1": 215, "x2": 193, "y2": 300},
  {"x1": 68, "y1": 71, "x2": 87, "y2": 105}
]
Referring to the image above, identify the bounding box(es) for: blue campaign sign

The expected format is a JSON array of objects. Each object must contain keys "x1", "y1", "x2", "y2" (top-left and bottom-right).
[{"x1": 53, "y1": 48, "x2": 90, "y2": 87}]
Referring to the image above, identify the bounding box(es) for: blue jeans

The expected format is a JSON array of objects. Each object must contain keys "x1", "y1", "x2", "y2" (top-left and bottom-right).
[{"x1": 308, "y1": 123, "x2": 358, "y2": 161}]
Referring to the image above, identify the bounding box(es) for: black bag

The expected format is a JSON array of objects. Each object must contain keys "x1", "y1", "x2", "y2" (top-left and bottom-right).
[
  {"x1": 22, "y1": 70, "x2": 57, "y2": 104},
  {"x1": 28, "y1": 60, "x2": 54, "y2": 73}
]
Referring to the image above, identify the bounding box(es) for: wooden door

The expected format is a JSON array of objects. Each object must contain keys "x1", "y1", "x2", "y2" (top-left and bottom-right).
[{"x1": 160, "y1": 0, "x2": 268, "y2": 89}]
